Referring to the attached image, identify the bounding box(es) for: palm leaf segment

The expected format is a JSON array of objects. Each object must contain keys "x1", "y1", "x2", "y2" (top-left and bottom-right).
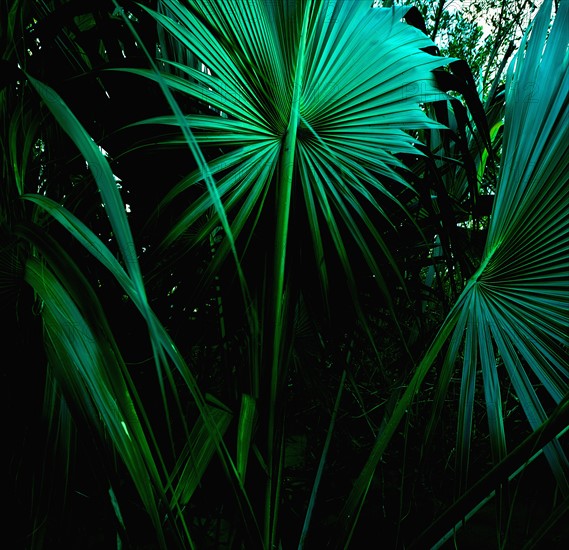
[{"x1": 132, "y1": 0, "x2": 450, "y2": 297}]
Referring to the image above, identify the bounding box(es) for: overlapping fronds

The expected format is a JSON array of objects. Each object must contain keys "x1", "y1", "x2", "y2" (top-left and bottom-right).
[
  {"x1": 21, "y1": 70, "x2": 261, "y2": 547},
  {"x1": 6, "y1": 1, "x2": 565, "y2": 547}
]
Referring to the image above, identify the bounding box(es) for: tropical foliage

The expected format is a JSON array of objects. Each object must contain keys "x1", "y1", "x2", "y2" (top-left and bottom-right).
[{"x1": 2, "y1": 0, "x2": 568, "y2": 548}]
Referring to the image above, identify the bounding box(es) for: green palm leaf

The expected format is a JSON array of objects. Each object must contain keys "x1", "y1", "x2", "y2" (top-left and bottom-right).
[
  {"x1": 448, "y1": 0, "x2": 569, "y2": 491},
  {"x1": 125, "y1": 2, "x2": 452, "y2": 545},
  {"x1": 340, "y1": 0, "x2": 569, "y2": 542},
  {"x1": 127, "y1": 0, "x2": 450, "y2": 296}
]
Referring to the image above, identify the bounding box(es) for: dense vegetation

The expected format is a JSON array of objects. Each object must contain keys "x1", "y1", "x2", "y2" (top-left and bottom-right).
[{"x1": 2, "y1": 1, "x2": 568, "y2": 548}]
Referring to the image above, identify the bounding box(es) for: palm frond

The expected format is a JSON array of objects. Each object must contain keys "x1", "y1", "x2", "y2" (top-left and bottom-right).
[
  {"x1": 339, "y1": 0, "x2": 569, "y2": 543},
  {"x1": 129, "y1": 0, "x2": 451, "y2": 299},
  {"x1": 122, "y1": 2, "x2": 453, "y2": 545}
]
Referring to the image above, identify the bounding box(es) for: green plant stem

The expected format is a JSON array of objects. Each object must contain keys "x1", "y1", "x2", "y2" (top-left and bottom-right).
[{"x1": 266, "y1": 2, "x2": 313, "y2": 547}]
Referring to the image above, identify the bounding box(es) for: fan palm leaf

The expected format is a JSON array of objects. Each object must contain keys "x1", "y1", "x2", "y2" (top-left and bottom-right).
[
  {"x1": 446, "y1": 0, "x2": 569, "y2": 493},
  {"x1": 123, "y1": 1, "x2": 452, "y2": 544},
  {"x1": 340, "y1": 0, "x2": 569, "y2": 543},
  {"x1": 126, "y1": 0, "x2": 450, "y2": 302}
]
